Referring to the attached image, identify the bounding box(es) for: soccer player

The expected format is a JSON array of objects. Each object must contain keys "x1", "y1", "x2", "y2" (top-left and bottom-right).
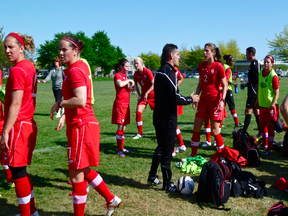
[
  {"x1": 1, "y1": 32, "x2": 38, "y2": 216},
  {"x1": 172, "y1": 67, "x2": 187, "y2": 156},
  {"x1": 51, "y1": 35, "x2": 122, "y2": 216},
  {"x1": 147, "y1": 44, "x2": 199, "y2": 191},
  {"x1": 223, "y1": 54, "x2": 243, "y2": 127},
  {"x1": 187, "y1": 43, "x2": 227, "y2": 158},
  {"x1": 257, "y1": 55, "x2": 279, "y2": 155},
  {"x1": 112, "y1": 59, "x2": 135, "y2": 157},
  {"x1": 133, "y1": 57, "x2": 154, "y2": 139},
  {"x1": 242, "y1": 47, "x2": 261, "y2": 136}
]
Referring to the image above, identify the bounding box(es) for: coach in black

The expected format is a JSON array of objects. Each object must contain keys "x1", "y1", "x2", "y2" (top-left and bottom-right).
[
  {"x1": 243, "y1": 47, "x2": 260, "y2": 135},
  {"x1": 147, "y1": 44, "x2": 199, "y2": 191}
]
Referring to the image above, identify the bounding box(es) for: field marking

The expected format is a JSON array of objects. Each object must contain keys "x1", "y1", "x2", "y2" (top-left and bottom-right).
[{"x1": 34, "y1": 124, "x2": 194, "y2": 153}]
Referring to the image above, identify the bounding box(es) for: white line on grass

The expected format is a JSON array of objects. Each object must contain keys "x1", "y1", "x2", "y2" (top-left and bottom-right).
[{"x1": 34, "y1": 124, "x2": 194, "y2": 153}]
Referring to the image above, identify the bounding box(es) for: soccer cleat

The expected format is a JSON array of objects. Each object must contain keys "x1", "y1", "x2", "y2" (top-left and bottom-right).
[
  {"x1": 15, "y1": 211, "x2": 39, "y2": 216},
  {"x1": 106, "y1": 196, "x2": 122, "y2": 216},
  {"x1": 163, "y1": 182, "x2": 177, "y2": 192},
  {"x1": 235, "y1": 123, "x2": 244, "y2": 127},
  {"x1": 117, "y1": 151, "x2": 125, "y2": 157},
  {"x1": 55, "y1": 112, "x2": 61, "y2": 118},
  {"x1": 133, "y1": 134, "x2": 142, "y2": 139},
  {"x1": 172, "y1": 148, "x2": 176, "y2": 157},
  {"x1": 147, "y1": 176, "x2": 162, "y2": 186},
  {"x1": 261, "y1": 150, "x2": 271, "y2": 156},
  {"x1": 175, "y1": 145, "x2": 186, "y2": 153},
  {"x1": 122, "y1": 148, "x2": 131, "y2": 153},
  {"x1": 202, "y1": 141, "x2": 211, "y2": 148}
]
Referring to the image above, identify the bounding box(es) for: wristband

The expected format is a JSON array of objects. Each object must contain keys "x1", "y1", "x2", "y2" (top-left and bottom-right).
[{"x1": 220, "y1": 98, "x2": 225, "y2": 103}]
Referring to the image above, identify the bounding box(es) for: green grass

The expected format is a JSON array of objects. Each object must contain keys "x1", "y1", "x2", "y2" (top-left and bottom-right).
[{"x1": 1, "y1": 77, "x2": 288, "y2": 215}]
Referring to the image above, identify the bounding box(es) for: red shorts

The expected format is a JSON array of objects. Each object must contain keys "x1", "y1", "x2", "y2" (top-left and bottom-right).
[
  {"x1": 111, "y1": 104, "x2": 130, "y2": 125},
  {"x1": 137, "y1": 96, "x2": 155, "y2": 110},
  {"x1": 66, "y1": 120, "x2": 100, "y2": 170},
  {"x1": 1, "y1": 120, "x2": 37, "y2": 167},
  {"x1": 259, "y1": 105, "x2": 279, "y2": 123},
  {"x1": 196, "y1": 99, "x2": 226, "y2": 121},
  {"x1": 177, "y1": 105, "x2": 183, "y2": 116}
]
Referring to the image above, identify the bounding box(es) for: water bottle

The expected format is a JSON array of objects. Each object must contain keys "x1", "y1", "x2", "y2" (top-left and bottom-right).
[{"x1": 235, "y1": 86, "x2": 239, "y2": 93}]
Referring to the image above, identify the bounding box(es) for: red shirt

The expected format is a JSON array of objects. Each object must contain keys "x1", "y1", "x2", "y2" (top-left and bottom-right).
[
  {"x1": 133, "y1": 67, "x2": 154, "y2": 97},
  {"x1": 225, "y1": 67, "x2": 231, "y2": 82},
  {"x1": 262, "y1": 69, "x2": 279, "y2": 89},
  {"x1": 175, "y1": 67, "x2": 182, "y2": 80},
  {"x1": 114, "y1": 72, "x2": 130, "y2": 107},
  {"x1": 4, "y1": 59, "x2": 37, "y2": 122},
  {"x1": 62, "y1": 60, "x2": 95, "y2": 128},
  {"x1": 199, "y1": 61, "x2": 225, "y2": 101},
  {"x1": 0, "y1": 69, "x2": 3, "y2": 120}
]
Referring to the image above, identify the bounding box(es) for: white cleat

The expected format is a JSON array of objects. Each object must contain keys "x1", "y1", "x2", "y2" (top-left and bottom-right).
[
  {"x1": 106, "y1": 196, "x2": 122, "y2": 216},
  {"x1": 175, "y1": 145, "x2": 186, "y2": 153},
  {"x1": 133, "y1": 134, "x2": 142, "y2": 139},
  {"x1": 202, "y1": 141, "x2": 211, "y2": 147}
]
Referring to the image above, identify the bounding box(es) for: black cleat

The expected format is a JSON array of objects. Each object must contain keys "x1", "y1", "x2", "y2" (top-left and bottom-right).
[{"x1": 147, "y1": 176, "x2": 162, "y2": 186}]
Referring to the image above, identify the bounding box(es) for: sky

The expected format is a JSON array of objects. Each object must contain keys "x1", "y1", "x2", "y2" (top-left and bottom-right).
[{"x1": 2, "y1": 0, "x2": 288, "y2": 61}]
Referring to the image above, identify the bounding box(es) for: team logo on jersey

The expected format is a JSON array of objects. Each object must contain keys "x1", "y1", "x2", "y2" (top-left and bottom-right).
[
  {"x1": 211, "y1": 69, "x2": 215, "y2": 74},
  {"x1": 144, "y1": 75, "x2": 146, "y2": 78},
  {"x1": 64, "y1": 76, "x2": 67, "y2": 82},
  {"x1": 141, "y1": 80, "x2": 144, "y2": 86},
  {"x1": 68, "y1": 160, "x2": 73, "y2": 163},
  {"x1": 260, "y1": 82, "x2": 267, "y2": 88}
]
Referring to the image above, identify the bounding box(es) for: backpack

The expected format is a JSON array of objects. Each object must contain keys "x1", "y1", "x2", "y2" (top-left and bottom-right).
[
  {"x1": 275, "y1": 118, "x2": 284, "y2": 133},
  {"x1": 230, "y1": 171, "x2": 255, "y2": 197},
  {"x1": 232, "y1": 129, "x2": 260, "y2": 166},
  {"x1": 197, "y1": 161, "x2": 231, "y2": 209},
  {"x1": 268, "y1": 201, "x2": 288, "y2": 216}
]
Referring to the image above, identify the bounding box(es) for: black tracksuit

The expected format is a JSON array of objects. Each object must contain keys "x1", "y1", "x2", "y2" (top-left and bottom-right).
[{"x1": 149, "y1": 62, "x2": 193, "y2": 188}]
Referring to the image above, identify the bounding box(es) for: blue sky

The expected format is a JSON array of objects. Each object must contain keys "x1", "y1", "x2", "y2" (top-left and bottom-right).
[{"x1": 2, "y1": 0, "x2": 288, "y2": 61}]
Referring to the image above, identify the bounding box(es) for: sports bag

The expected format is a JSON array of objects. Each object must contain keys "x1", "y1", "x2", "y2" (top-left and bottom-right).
[
  {"x1": 282, "y1": 131, "x2": 288, "y2": 157},
  {"x1": 274, "y1": 118, "x2": 284, "y2": 133},
  {"x1": 197, "y1": 161, "x2": 231, "y2": 209},
  {"x1": 268, "y1": 201, "x2": 288, "y2": 216},
  {"x1": 232, "y1": 129, "x2": 260, "y2": 166},
  {"x1": 230, "y1": 171, "x2": 255, "y2": 197}
]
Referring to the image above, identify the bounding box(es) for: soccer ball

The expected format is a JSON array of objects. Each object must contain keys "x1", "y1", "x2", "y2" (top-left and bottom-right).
[{"x1": 176, "y1": 176, "x2": 194, "y2": 195}]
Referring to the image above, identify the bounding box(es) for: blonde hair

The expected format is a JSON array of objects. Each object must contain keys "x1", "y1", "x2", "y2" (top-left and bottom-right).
[
  {"x1": 7, "y1": 32, "x2": 35, "y2": 54},
  {"x1": 134, "y1": 57, "x2": 146, "y2": 67}
]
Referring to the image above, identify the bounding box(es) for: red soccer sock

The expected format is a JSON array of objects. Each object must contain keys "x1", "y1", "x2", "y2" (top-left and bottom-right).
[
  {"x1": 116, "y1": 130, "x2": 123, "y2": 151},
  {"x1": 231, "y1": 110, "x2": 239, "y2": 125},
  {"x1": 1, "y1": 165, "x2": 13, "y2": 184},
  {"x1": 14, "y1": 176, "x2": 31, "y2": 216},
  {"x1": 214, "y1": 133, "x2": 224, "y2": 151},
  {"x1": 121, "y1": 130, "x2": 125, "y2": 149},
  {"x1": 204, "y1": 120, "x2": 211, "y2": 142},
  {"x1": 191, "y1": 131, "x2": 200, "y2": 157},
  {"x1": 176, "y1": 127, "x2": 184, "y2": 146},
  {"x1": 136, "y1": 111, "x2": 143, "y2": 136},
  {"x1": 85, "y1": 169, "x2": 114, "y2": 203},
  {"x1": 27, "y1": 173, "x2": 37, "y2": 214},
  {"x1": 72, "y1": 181, "x2": 87, "y2": 216},
  {"x1": 260, "y1": 123, "x2": 268, "y2": 147}
]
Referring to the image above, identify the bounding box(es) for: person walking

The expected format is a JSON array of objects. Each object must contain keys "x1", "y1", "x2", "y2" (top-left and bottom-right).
[
  {"x1": 41, "y1": 57, "x2": 65, "y2": 118},
  {"x1": 51, "y1": 35, "x2": 122, "y2": 216},
  {"x1": 147, "y1": 43, "x2": 199, "y2": 191},
  {"x1": 1, "y1": 32, "x2": 38, "y2": 216}
]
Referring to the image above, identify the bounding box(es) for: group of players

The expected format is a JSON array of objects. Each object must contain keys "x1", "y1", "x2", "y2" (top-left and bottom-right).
[{"x1": 0, "y1": 31, "x2": 283, "y2": 216}]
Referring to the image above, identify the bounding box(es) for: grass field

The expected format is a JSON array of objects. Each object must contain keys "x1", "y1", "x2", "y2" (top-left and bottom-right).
[{"x1": 1, "y1": 77, "x2": 288, "y2": 216}]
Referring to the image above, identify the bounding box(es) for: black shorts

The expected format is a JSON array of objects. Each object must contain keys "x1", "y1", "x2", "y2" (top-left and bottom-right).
[
  {"x1": 246, "y1": 96, "x2": 257, "y2": 109},
  {"x1": 225, "y1": 90, "x2": 235, "y2": 111}
]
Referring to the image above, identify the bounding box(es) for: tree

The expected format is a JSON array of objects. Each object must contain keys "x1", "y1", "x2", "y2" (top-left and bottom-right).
[
  {"x1": 267, "y1": 24, "x2": 288, "y2": 61},
  {"x1": 218, "y1": 39, "x2": 244, "y2": 60},
  {"x1": 91, "y1": 31, "x2": 125, "y2": 75},
  {"x1": 179, "y1": 46, "x2": 190, "y2": 70},
  {"x1": 138, "y1": 52, "x2": 161, "y2": 71},
  {"x1": 0, "y1": 27, "x2": 13, "y2": 69},
  {"x1": 185, "y1": 45, "x2": 205, "y2": 69}
]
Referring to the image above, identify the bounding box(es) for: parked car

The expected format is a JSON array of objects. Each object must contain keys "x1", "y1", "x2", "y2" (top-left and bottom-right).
[
  {"x1": 192, "y1": 73, "x2": 199, "y2": 78},
  {"x1": 185, "y1": 73, "x2": 193, "y2": 78},
  {"x1": 127, "y1": 74, "x2": 134, "y2": 79}
]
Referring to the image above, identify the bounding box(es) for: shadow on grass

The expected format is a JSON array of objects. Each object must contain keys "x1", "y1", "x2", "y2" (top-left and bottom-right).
[{"x1": 34, "y1": 113, "x2": 50, "y2": 117}]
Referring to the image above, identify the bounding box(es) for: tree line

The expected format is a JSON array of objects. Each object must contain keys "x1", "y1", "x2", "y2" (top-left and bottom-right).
[{"x1": 0, "y1": 25, "x2": 288, "y2": 75}]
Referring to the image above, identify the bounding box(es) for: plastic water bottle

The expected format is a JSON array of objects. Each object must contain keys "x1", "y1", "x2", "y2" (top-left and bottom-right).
[{"x1": 235, "y1": 86, "x2": 239, "y2": 93}]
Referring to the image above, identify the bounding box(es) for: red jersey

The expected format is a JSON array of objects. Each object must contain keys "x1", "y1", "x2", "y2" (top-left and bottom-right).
[
  {"x1": 199, "y1": 61, "x2": 225, "y2": 101},
  {"x1": 175, "y1": 67, "x2": 182, "y2": 79},
  {"x1": 62, "y1": 60, "x2": 95, "y2": 128},
  {"x1": 4, "y1": 59, "x2": 37, "y2": 122},
  {"x1": 114, "y1": 72, "x2": 130, "y2": 108},
  {"x1": 0, "y1": 69, "x2": 3, "y2": 120},
  {"x1": 133, "y1": 67, "x2": 154, "y2": 97}
]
